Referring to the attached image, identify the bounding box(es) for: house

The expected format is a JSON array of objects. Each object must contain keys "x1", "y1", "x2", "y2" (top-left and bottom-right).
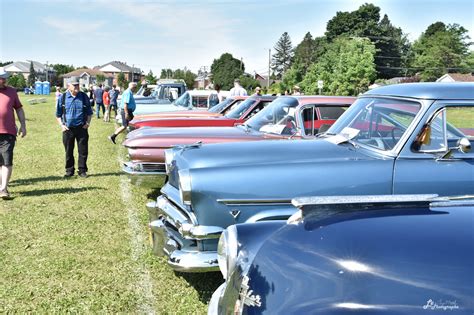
[
  {"x1": 254, "y1": 72, "x2": 279, "y2": 88},
  {"x1": 94, "y1": 61, "x2": 142, "y2": 85},
  {"x1": 436, "y1": 73, "x2": 474, "y2": 83},
  {"x1": 62, "y1": 68, "x2": 113, "y2": 89},
  {"x1": 194, "y1": 70, "x2": 212, "y2": 89},
  {"x1": 4, "y1": 60, "x2": 55, "y2": 81}
]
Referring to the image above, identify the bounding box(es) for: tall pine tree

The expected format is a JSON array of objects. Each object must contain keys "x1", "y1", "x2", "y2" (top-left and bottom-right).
[
  {"x1": 272, "y1": 32, "x2": 294, "y2": 79},
  {"x1": 27, "y1": 61, "x2": 36, "y2": 87}
]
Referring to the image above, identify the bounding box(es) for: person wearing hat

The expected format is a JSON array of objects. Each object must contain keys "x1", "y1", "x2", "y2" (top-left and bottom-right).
[
  {"x1": 55, "y1": 76, "x2": 93, "y2": 178},
  {"x1": 253, "y1": 86, "x2": 262, "y2": 96},
  {"x1": 293, "y1": 85, "x2": 302, "y2": 95},
  {"x1": 0, "y1": 67, "x2": 27, "y2": 198},
  {"x1": 229, "y1": 78, "x2": 248, "y2": 97}
]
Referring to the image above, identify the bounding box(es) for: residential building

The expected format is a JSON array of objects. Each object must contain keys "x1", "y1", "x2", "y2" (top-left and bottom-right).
[
  {"x1": 436, "y1": 73, "x2": 474, "y2": 83},
  {"x1": 94, "y1": 61, "x2": 142, "y2": 85},
  {"x1": 4, "y1": 60, "x2": 55, "y2": 82},
  {"x1": 62, "y1": 68, "x2": 113, "y2": 89}
]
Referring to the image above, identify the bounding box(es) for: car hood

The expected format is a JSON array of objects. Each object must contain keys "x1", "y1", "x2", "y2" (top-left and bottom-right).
[
  {"x1": 242, "y1": 205, "x2": 474, "y2": 314},
  {"x1": 124, "y1": 126, "x2": 262, "y2": 148},
  {"x1": 174, "y1": 137, "x2": 358, "y2": 171}
]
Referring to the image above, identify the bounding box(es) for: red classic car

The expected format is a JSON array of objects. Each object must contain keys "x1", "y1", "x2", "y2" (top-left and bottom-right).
[
  {"x1": 130, "y1": 96, "x2": 247, "y2": 122},
  {"x1": 123, "y1": 95, "x2": 356, "y2": 186},
  {"x1": 128, "y1": 96, "x2": 275, "y2": 130}
]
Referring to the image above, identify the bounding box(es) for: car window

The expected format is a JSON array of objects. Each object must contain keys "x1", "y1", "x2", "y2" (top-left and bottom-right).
[
  {"x1": 245, "y1": 101, "x2": 272, "y2": 119},
  {"x1": 329, "y1": 98, "x2": 422, "y2": 151},
  {"x1": 192, "y1": 96, "x2": 209, "y2": 108},
  {"x1": 418, "y1": 106, "x2": 474, "y2": 152},
  {"x1": 174, "y1": 92, "x2": 190, "y2": 107},
  {"x1": 225, "y1": 98, "x2": 256, "y2": 119},
  {"x1": 301, "y1": 105, "x2": 349, "y2": 136}
]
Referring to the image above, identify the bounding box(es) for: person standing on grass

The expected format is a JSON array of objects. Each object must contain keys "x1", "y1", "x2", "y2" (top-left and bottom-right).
[
  {"x1": 103, "y1": 86, "x2": 110, "y2": 122},
  {"x1": 229, "y1": 79, "x2": 247, "y2": 97},
  {"x1": 108, "y1": 82, "x2": 137, "y2": 144},
  {"x1": 0, "y1": 67, "x2": 27, "y2": 199},
  {"x1": 93, "y1": 84, "x2": 104, "y2": 119},
  {"x1": 108, "y1": 84, "x2": 119, "y2": 119},
  {"x1": 56, "y1": 76, "x2": 92, "y2": 178}
]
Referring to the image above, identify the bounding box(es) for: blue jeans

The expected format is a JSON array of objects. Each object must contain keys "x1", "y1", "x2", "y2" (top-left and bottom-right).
[{"x1": 96, "y1": 102, "x2": 105, "y2": 118}]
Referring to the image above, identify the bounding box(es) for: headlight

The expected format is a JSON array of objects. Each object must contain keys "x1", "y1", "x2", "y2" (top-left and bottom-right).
[
  {"x1": 217, "y1": 225, "x2": 238, "y2": 279},
  {"x1": 164, "y1": 149, "x2": 175, "y2": 174},
  {"x1": 178, "y1": 169, "x2": 192, "y2": 205}
]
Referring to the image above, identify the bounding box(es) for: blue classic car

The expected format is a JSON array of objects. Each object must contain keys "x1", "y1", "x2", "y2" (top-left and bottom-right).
[
  {"x1": 147, "y1": 83, "x2": 474, "y2": 272},
  {"x1": 209, "y1": 195, "x2": 474, "y2": 314}
]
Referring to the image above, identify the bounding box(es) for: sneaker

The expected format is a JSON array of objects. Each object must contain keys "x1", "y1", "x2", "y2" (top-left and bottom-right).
[
  {"x1": 79, "y1": 172, "x2": 88, "y2": 178},
  {"x1": 63, "y1": 173, "x2": 74, "y2": 178},
  {"x1": 0, "y1": 189, "x2": 10, "y2": 199},
  {"x1": 108, "y1": 135, "x2": 116, "y2": 144}
]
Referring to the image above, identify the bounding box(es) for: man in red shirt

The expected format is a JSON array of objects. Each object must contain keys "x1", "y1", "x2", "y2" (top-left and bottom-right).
[{"x1": 0, "y1": 67, "x2": 27, "y2": 198}]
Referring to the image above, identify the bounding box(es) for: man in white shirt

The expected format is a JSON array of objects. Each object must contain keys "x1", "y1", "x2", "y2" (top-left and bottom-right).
[{"x1": 229, "y1": 79, "x2": 247, "y2": 96}]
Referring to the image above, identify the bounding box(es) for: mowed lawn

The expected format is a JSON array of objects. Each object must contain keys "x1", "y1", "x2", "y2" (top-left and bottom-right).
[{"x1": 0, "y1": 94, "x2": 222, "y2": 313}]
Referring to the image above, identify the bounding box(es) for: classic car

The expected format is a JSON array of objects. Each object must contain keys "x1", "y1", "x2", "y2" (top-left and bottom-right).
[
  {"x1": 130, "y1": 79, "x2": 186, "y2": 106},
  {"x1": 209, "y1": 194, "x2": 474, "y2": 314},
  {"x1": 148, "y1": 82, "x2": 474, "y2": 272},
  {"x1": 123, "y1": 96, "x2": 354, "y2": 186},
  {"x1": 129, "y1": 96, "x2": 247, "y2": 124},
  {"x1": 128, "y1": 95, "x2": 267, "y2": 130}
]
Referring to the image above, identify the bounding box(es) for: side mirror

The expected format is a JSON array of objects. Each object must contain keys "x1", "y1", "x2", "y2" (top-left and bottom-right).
[
  {"x1": 458, "y1": 137, "x2": 471, "y2": 154},
  {"x1": 440, "y1": 137, "x2": 471, "y2": 159}
]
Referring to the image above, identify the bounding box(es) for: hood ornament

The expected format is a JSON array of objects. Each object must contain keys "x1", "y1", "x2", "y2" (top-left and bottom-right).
[{"x1": 240, "y1": 275, "x2": 262, "y2": 308}]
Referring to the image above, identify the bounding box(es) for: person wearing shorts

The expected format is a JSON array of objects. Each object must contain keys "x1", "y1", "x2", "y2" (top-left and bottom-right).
[
  {"x1": 0, "y1": 67, "x2": 27, "y2": 198},
  {"x1": 108, "y1": 82, "x2": 137, "y2": 144}
]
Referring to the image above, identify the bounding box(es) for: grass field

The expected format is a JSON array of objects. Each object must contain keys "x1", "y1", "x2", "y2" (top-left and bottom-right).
[{"x1": 0, "y1": 94, "x2": 222, "y2": 313}]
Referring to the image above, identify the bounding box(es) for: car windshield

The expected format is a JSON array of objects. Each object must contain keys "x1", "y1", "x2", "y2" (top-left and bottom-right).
[
  {"x1": 208, "y1": 98, "x2": 233, "y2": 113},
  {"x1": 173, "y1": 91, "x2": 191, "y2": 108},
  {"x1": 245, "y1": 97, "x2": 299, "y2": 132},
  {"x1": 327, "y1": 97, "x2": 422, "y2": 151},
  {"x1": 225, "y1": 98, "x2": 257, "y2": 119}
]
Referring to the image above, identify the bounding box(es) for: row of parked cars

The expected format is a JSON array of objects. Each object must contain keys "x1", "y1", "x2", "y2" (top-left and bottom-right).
[{"x1": 122, "y1": 83, "x2": 473, "y2": 314}]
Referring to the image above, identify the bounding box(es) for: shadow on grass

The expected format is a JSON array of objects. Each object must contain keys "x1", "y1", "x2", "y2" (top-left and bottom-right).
[
  {"x1": 146, "y1": 188, "x2": 162, "y2": 200},
  {"x1": 9, "y1": 172, "x2": 121, "y2": 186},
  {"x1": 176, "y1": 271, "x2": 224, "y2": 304},
  {"x1": 17, "y1": 186, "x2": 104, "y2": 197}
]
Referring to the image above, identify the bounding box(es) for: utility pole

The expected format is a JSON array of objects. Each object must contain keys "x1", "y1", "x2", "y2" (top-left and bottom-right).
[
  {"x1": 45, "y1": 61, "x2": 48, "y2": 82},
  {"x1": 240, "y1": 58, "x2": 243, "y2": 71},
  {"x1": 267, "y1": 49, "x2": 271, "y2": 88}
]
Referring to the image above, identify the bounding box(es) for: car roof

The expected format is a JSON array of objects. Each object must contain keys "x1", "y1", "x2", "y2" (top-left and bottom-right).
[
  {"x1": 278, "y1": 95, "x2": 356, "y2": 105},
  {"x1": 364, "y1": 82, "x2": 474, "y2": 100}
]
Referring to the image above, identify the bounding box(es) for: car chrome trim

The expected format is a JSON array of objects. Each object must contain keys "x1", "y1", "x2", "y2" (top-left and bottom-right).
[
  {"x1": 217, "y1": 198, "x2": 292, "y2": 206},
  {"x1": 245, "y1": 209, "x2": 297, "y2": 223},
  {"x1": 292, "y1": 194, "x2": 440, "y2": 209}
]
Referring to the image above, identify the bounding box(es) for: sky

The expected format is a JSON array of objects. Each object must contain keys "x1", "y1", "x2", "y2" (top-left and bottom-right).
[{"x1": 1, "y1": 0, "x2": 473, "y2": 76}]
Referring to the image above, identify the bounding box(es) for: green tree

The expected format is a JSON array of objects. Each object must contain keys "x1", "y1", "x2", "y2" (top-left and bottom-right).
[
  {"x1": 272, "y1": 32, "x2": 294, "y2": 78},
  {"x1": 96, "y1": 74, "x2": 106, "y2": 84},
  {"x1": 238, "y1": 74, "x2": 260, "y2": 91},
  {"x1": 301, "y1": 37, "x2": 376, "y2": 96},
  {"x1": 144, "y1": 70, "x2": 157, "y2": 84},
  {"x1": 210, "y1": 53, "x2": 244, "y2": 90},
  {"x1": 411, "y1": 23, "x2": 472, "y2": 81},
  {"x1": 325, "y1": 4, "x2": 409, "y2": 78},
  {"x1": 7, "y1": 74, "x2": 27, "y2": 89},
  {"x1": 27, "y1": 61, "x2": 36, "y2": 87},
  {"x1": 173, "y1": 69, "x2": 197, "y2": 89},
  {"x1": 117, "y1": 72, "x2": 128, "y2": 90},
  {"x1": 0, "y1": 61, "x2": 13, "y2": 67},
  {"x1": 160, "y1": 69, "x2": 173, "y2": 79}
]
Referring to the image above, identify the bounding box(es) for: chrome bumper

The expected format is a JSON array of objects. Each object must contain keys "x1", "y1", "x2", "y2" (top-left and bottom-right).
[
  {"x1": 208, "y1": 282, "x2": 226, "y2": 315},
  {"x1": 122, "y1": 162, "x2": 166, "y2": 187},
  {"x1": 147, "y1": 195, "x2": 224, "y2": 272}
]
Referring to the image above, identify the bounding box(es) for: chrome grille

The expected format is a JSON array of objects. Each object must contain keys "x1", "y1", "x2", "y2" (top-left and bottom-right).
[{"x1": 141, "y1": 163, "x2": 166, "y2": 172}]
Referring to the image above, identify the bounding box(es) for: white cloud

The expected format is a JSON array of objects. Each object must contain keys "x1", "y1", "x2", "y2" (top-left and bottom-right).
[{"x1": 42, "y1": 17, "x2": 104, "y2": 36}]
